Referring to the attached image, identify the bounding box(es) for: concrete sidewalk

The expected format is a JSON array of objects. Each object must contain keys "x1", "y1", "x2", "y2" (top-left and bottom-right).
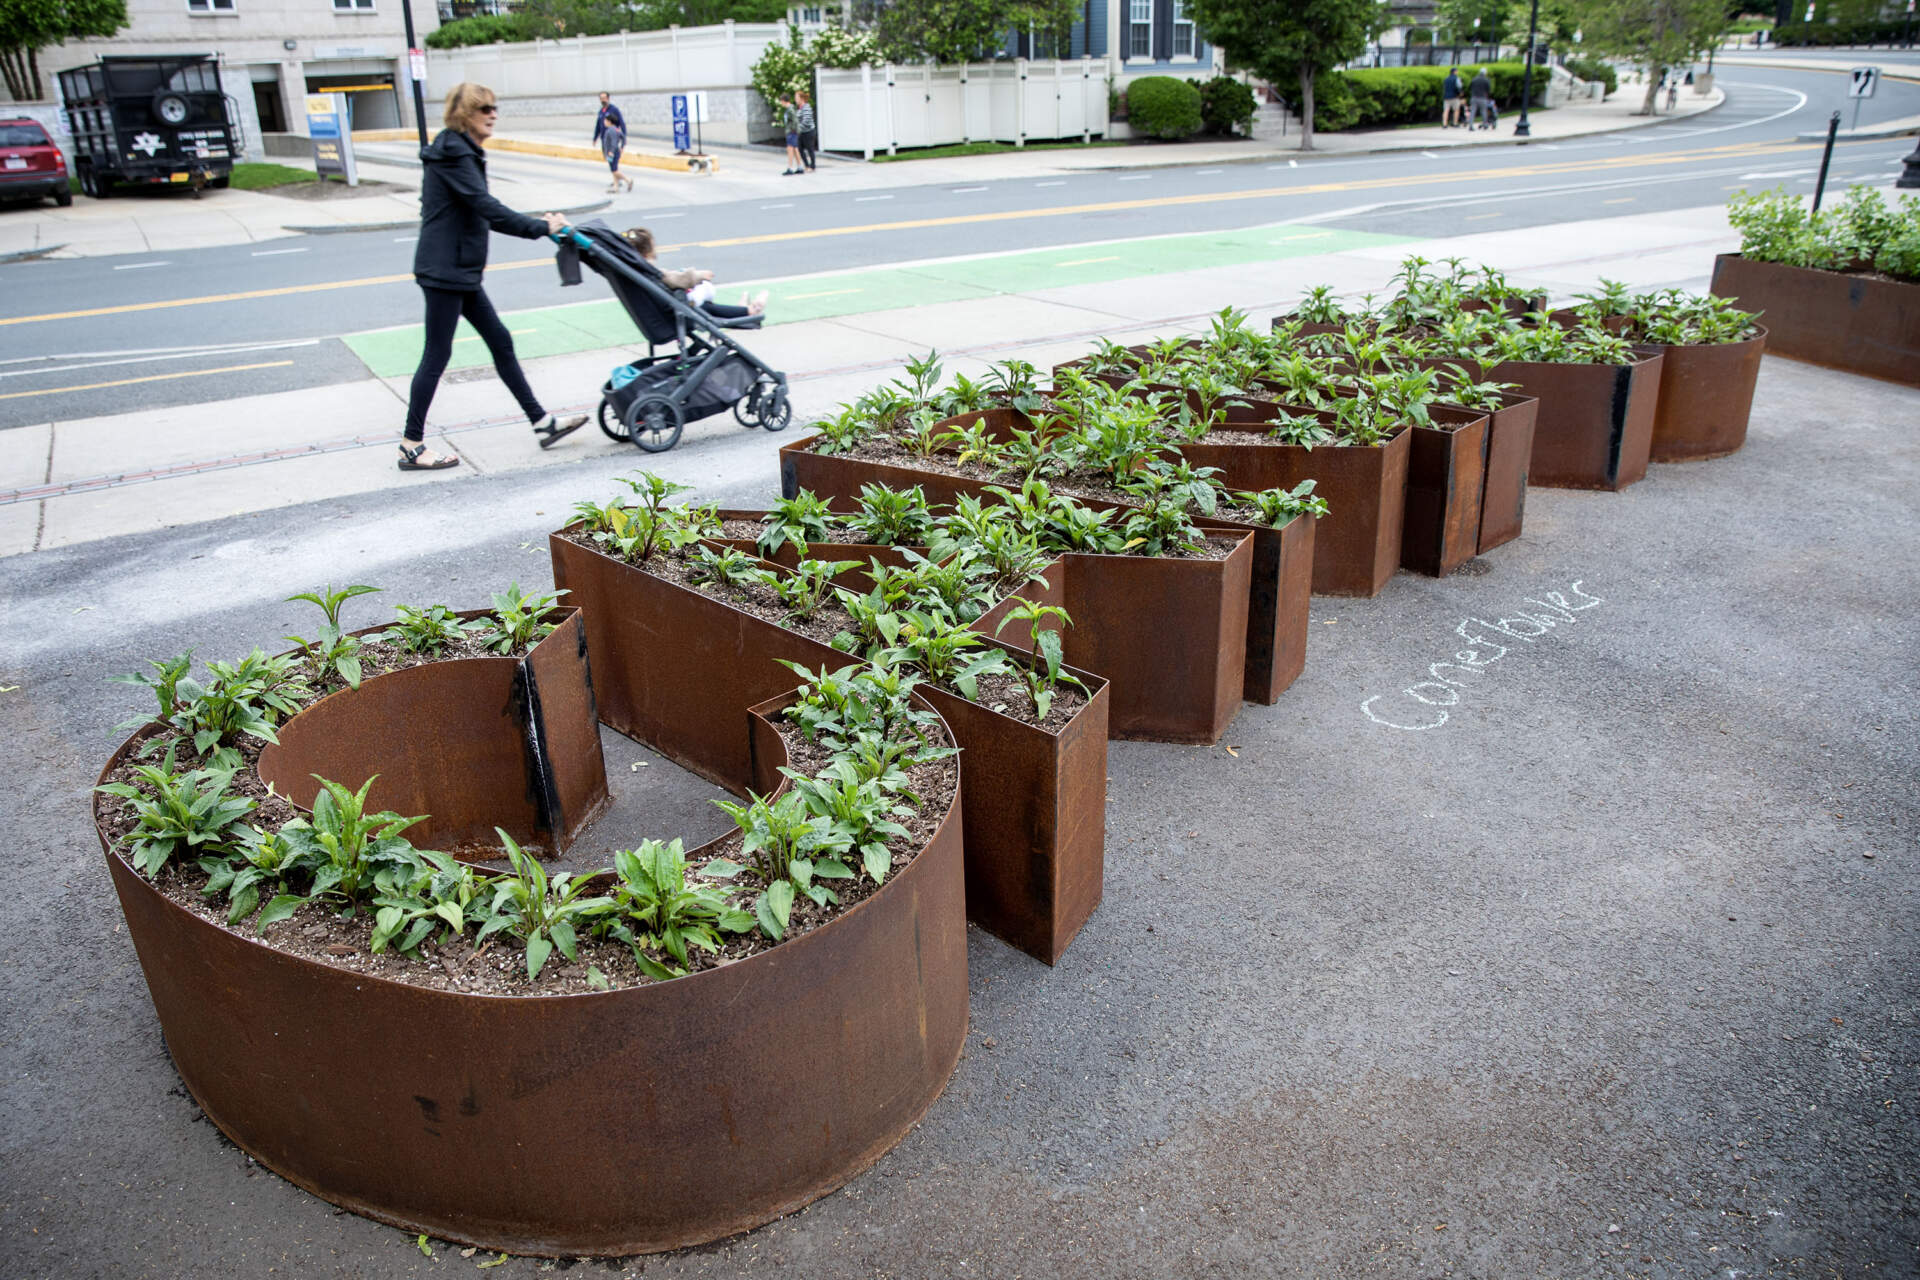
[
  {"x1": 0, "y1": 83, "x2": 1723, "y2": 261},
  {"x1": 0, "y1": 198, "x2": 1743, "y2": 560}
]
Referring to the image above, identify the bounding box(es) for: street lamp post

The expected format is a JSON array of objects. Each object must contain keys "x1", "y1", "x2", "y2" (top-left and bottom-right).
[{"x1": 1514, "y1": 0, "x2": 1542, "y2": 138}]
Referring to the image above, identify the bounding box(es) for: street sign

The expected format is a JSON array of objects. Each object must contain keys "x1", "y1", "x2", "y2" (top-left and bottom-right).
[
  {"x1": 305, "y1": 93, "x2": 358, "y2": 187},
  {"x1": 407, "y1": 47, "x2": 427, "y2": 88},
  {"x1": 671, "y1": 91, "x2": 707, "y2": 154},
  {"x1": 1849, "y1": 66, "x2": 1879, "y2": 98}
]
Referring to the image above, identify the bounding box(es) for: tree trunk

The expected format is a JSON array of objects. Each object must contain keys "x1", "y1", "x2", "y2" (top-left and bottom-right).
[
  {"x1": 1638, "y1": 64, "x2": 1664, "y2": 116},
  {"x1": 1298, "y1": 60, "x2": 1315, "y2": 151},
  {"x1": 27, "y1": 45, "x2": 41, "y2": 102},
  {"x1": 0, "y1": 47, "x2": 27, "y2": 103}
]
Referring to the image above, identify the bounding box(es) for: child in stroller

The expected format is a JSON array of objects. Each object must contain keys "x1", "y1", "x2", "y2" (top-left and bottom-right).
[{"x1": 620, "y1": 226, "x2": 770, "y2": 324}]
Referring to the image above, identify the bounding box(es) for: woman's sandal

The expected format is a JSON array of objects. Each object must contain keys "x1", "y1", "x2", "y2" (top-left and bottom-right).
[{"x1": 398, "y1": 443, "x2": 460, "y2": 471}]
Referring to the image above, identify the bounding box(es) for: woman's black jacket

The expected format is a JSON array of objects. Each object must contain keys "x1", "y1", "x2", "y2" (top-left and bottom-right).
[{"x1": 412, "y1": 129, "x2": 547, "y2": 291}]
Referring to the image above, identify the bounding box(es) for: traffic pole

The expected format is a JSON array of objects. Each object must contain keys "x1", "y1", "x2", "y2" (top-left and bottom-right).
[
  {"x1": 1812, "y1": 110, "x2": 1839, "y2": 212},
  {"x1": 400, "y1": 0, "x2": 429, "y2": 150}
]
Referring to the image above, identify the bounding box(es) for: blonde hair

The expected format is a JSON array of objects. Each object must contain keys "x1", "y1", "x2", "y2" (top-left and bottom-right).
[{"x1": 443, "y1": 82, "x2": 497, "y2": 135}]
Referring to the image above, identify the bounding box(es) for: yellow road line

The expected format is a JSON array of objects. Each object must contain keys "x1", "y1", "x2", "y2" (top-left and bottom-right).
[
  {"x1": 0, "y1": 137, "x2": 1833, "y2": 329},
  {"x1": 1465, "y1": 212, "x2": 1503, "y2": 220},
  {"x1": 0, "y1": 360, "x2": 295, "y2": 401}
]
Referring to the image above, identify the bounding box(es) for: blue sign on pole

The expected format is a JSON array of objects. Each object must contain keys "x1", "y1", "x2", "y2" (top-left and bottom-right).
[{"x1": 671, "y1": 94, "x2": 691, "y2": 151}]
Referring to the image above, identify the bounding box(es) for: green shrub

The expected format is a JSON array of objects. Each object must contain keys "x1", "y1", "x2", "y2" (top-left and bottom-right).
[
  {"x1": 1196, "y1": 75, "x2": 1257, "y2": 137},
  {"x1": 425, "y1": 14, "x2": 527, "y2": 49},
  {"x1": 1565, "y1": 57, "x2": 1617, "y2": 98},
  {"x1": 1773, "y1": 19, "x2": 1904, "y2": 45},
  {"x1": 1310, "y1": 63, "x2": 1548, "y2": 131},
  {"x1": 1127, "y1": 76, "x2": 1203, "y2": 139},
  {"x1": 1727, "y1": 186, "x2": 1920, "y2": 282}
]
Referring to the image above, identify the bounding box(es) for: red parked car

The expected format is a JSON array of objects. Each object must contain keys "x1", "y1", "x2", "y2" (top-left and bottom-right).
[{"x1": 0, "y1": 118, "x2": 72, "y2": 207}]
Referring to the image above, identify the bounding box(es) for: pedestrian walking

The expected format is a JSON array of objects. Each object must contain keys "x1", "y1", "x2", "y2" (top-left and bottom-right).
[
  {"x1": 778, "y1": 92, "x2": 802, "y2": 175},
  {"x1": 594, "y1": 91, "x2": 632, "y2": 193},
  {"x1": 796, "y1": 89, "x2": 818, "y2": 171},
  {"x1": 1665, "y1": 76, "x2": 1679, "y2": 111},
  {"x1": 1441, "y1": 68, "x2": 1464, "y2": 127},
  {"x1": 399, "y1": 82, "x2": 586, "y2": 472},
  {"x1": 1468, "y1": 67, "x2": 1493, "y2": 129}
]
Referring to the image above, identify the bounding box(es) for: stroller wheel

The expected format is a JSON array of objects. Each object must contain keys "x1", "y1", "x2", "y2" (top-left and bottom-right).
[
  {"x1": 625, "y1": 393, "x2": 685, "y2": 454},
  {"x1": 597, "y1": 397, "x2": 630, "y2": 442},
  {"x1": 757, "y1": 385, "x2": 792, "y2": 433},
  {"x1": 732, "y1": 386, "x2": 761, "y2": 427}
]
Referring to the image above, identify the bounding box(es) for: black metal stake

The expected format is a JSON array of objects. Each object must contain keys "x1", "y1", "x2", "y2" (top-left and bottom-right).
[
  {"x1": 400, "y1": 0, "x2": 429, "y2": 149},
  {"x1": 1514, "y1": 0, "x2": 1542, "y2": 139},
  {"x1": 1812, "y1": 110, "x2": 1839, "y2": 212},
  {"x1": 1898, "y1": 133, "x2": 1920, "y2": 188}
]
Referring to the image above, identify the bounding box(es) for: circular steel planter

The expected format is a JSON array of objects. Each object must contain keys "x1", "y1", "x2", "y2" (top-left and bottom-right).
[
  {"x1": 95, "y1": 649, "x2": 968, "y2": 1257},
  {"x1": 1646, "y1": 327, "x2": 1768, "y2": 463}
]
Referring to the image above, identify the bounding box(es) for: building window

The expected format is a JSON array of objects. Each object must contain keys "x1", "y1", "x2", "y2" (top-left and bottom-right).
[
  {"x1": 334, "y1": 0, "x2": 376, "y2": 10},
  {"x1": 186, "y1": 0, "x2": 237, "y2": 12},
  {"x1": 1172, "y1": 0, "x2": 1195, "y2": 57},
  {"x1": 1128, "y1": 0, "x2": 1151, "y2": 58}
]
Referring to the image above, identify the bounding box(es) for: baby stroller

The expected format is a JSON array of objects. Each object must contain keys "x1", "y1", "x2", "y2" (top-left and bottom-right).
[{"x1": 554, "y1": 221, "x2": 792, "y2": 453}]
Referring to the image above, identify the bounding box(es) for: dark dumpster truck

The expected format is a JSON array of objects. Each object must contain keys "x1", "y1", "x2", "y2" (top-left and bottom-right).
[{"x1": 57, "y1": 55, "x2": 242, "y2": 198}]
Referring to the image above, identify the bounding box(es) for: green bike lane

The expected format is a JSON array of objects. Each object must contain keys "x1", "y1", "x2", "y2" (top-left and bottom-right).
[{"x1": 341, "y1": 223, "x2": 1412, "y2": 379}]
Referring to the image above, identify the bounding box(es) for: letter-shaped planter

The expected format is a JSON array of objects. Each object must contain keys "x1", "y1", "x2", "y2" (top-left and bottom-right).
[
  {"x1": 94, "y1": 621, "x2": 969, "y2": 1257},
  {"x1": 550, "y1": 531, "x2": 1110, "y2": 965},
  {"x1": 778, "y1": 436, "x2": 1315, "y2": 704},
  {"x1": 1401, "y1": 405, "x2": 1490, "y2": 578},
  {"x1": 1642, "y1": 327, "x2": 1768, "y2": 462},
  {"x1": 1484, "y1": 353, "x2": 1664, "y2": 492},
  {"x1": 1175, "y1": 425, "x2": 1411, "y2": 597},
  {"x1": 1711, "y1": 253, "x2": 1919, "y2": 388},
  {"x1": 1474, "y1": 389, "x2": 1539, "y2": 554}
]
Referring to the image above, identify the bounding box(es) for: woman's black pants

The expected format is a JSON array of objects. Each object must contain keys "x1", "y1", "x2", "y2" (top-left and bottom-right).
[{"x1": 404, "y1": 285, "x2": 543, "y2": 441}]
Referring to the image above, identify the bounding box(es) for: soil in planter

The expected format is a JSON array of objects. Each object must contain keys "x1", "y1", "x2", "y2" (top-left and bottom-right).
[{"x1": 95, "y1": 706, "x2": 959, "y2": 998}]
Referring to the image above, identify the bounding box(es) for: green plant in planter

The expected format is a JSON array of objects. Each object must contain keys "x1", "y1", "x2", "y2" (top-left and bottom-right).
[
  {"x1": 812, "y1": 400, "x2": 885, "y2": 456},
  {"x1": 892, "y1": 350, "x2": 944, "y2": 408},
  {"x1": 756, "y1": 490, "x2": 838, "y2": 558},
  {"x1": 1259, "y1": 351, "x2": 1336, "y2": 409},
  {"x1": 931, "y1": 369, "x2": 993, "y2": 418},
  {"x1": 770, "y1": 558, "x2": 861, "y2": 624},
  {"x1": 114, "y1": 648, "x2": 310, "y2": 766},
  {"x1": 279, "y1": 774, "x2": 425, "y2": 916},
  {"x1": 1434, "y1": 364, "x2": 1517, "y2": 412},
  {"x1": 687, "y1": 545, "x2": 767, "y2": 591},
  {"x1": 478, "y1": 832, "x2": 613, "y2": 980},
  {"x1": 883, "y1": 548, "x2": 1000, "y2": 623},
  {"x1": 875, "y1": 610, "x2": 1016, "y2": 701},
  {"x1": 480, "y1": 583, "x2": 566, "y2": 654},
  {"x1": 284, "y1": 583, "x2": 382, "y2": 690},
  {"x1": 379, "y1": 603, "x2": 484, "y2": 656},
  {"x1": 845, "y1": 483, "x2": 935, "y2": 546},
  {"x1": 369, "y1": 849, "x2": 493, "y2": 955},
  {"x1": 582, "y1": 473, "x2": 714, "y2": 564},
  {"x1": 998, "y1": 425, "x2": 1053, "y2": 480},
  {"x1": 1116, "y1": 469, "x2": 1208, "y2": 556},
  {"x1": 604, "y1": 838, "x2": 754, "y2": 979},
  {"x1": 199, "y1": 824, "x2": 298, "y2": 927},
  {"x1": 1233, "y1": 480, "x2": 1329, "y2": 525},
  {"x1": 96, "y1": 745, "x2": 256, "y2": 878},
  {"x1": 937, "y1": 416, "x2": 1006, "y2": 471},
  {"x1": 984, "y1": 358, "x2": 1047, "y2": 415},
  {"x1": 1294, "y1": 285, "x2": 1348, "y2": 325},
  {"x1": 1265, "y1": 408, "x2": 1337, "y2": 449},
  {"x1": 898, "y1": 407, "x2": 947, "y2": 460},
  {"x1": 111, "y1": 651, "x2": 194, "y2": 734},
  {"x1": 710, "y1": 790, "x2": 854, "y2": 940},
  {"x1": 1078, "y1": 337, "x2": 1145, "y2": 378},
  {"x1": 781, "y1": 759, "x2": 915, "y2": 885},
  {"x1": 993, "y1": 597, "x2": 1085, "y2": 721}
]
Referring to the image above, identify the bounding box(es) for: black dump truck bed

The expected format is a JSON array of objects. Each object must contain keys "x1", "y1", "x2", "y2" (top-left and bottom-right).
[{"x1": 58, "y1": 55, "x2": 240, "y2": 196}]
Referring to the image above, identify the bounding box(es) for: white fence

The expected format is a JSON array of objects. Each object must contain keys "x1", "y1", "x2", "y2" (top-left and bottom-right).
[
  {"x1": 426, "y1": 21, "x2": 785, "y2": 99},
  {"x1": 817, "y1": 59, "x2": 1109, "y2": 158}
]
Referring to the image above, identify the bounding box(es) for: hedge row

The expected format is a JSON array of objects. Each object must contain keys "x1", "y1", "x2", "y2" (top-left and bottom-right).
[
  {"x1": 1772, "y1": 20, "x2": 1910, "y2": 45},
  {"x1": 1564, "y1": 57, "x2": 1617, "y2": 98},
  {"x1": 1311, "y1": 63, "x2": 1549, "y2": 132}
]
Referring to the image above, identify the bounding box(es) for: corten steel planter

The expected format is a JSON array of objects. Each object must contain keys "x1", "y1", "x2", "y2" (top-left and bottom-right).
[
  {"x1": 982, "y1": 538, "x2": 1254, "y2": 744},
  {"x1": 1710, "y1": 253, "x2": 1920, "y2": 388},
  {"x1": 1474, "y1": 390, "x2": 1538, "y2": 554},
  {"x1": 1401, "y1": 408, "x2": 1490, "y2": 578},
  {"x1": 1643, "y1": 327, "x2": 1769, "y2": 462},
  {"x1": 1484, "y1": 353, "x2": 1664, "y2": 492},
  {"x1": 256, "y1": 610, "x2": 609, "y2": 854},
  {"x1": 549, "y1": 532, "x2": 1111, "y2": 965},
  {"x1": 96, "y1": 675, "x2": 969, "y2": 1256},
  {"x1": 1178, "y1": 426, "x2": 1411, "y2": 597}
]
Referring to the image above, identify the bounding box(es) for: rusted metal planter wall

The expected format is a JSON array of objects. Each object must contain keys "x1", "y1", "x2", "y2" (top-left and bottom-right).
[
  {"x1": 256, "y1": 612, "x2": 608, "y2": 854},
  {"x1": 1710, "y1": 253, "x2": 1920, "y2": 388},
  {"x1": 1476, "y1": 391, "x2": 1538, "y2": 553},
  {"x1": 1644, "y1": 328, "x2": 1769, "y2": 462},
  {"x1": 1178, "y1": 427, "x2": 1410, "y2": 597},
  {"x1": 97, "y1": 686, "x2": 969, "y2": 1257},
  {"x1": 550, "y1": 534, "x2": 1110, "y2": 965},
  {"x1": 1487, "y1": 354, "x2": 1664, "y2": 492},
  {"x1": 1402, "y1": 408, "x2": 1489, "y2": 578}
]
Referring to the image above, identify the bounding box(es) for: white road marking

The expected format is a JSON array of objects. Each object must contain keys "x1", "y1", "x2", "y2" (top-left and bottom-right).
[
  {"x1": 251, "y1": 248, "x2": 309, "y2": 257},
  {"x1": 393, "y1": 235, "x2": 417, "y2": 242},
  {"x1": 1421, "y1": 150, "x2": 1440, "y2": 158},
  {"x1": 855, "y1": 194, "x2": 894, "y2": 201},
  {"x1": 0, "y1": 339, "x2": 321, "y2": 381},
  {"x1": 1739, "y1": 167, "x2": 1811, "y2": 179},
  {"x1": 112, "y1": 262, "x2": 169, "y2": 271},
  {"x1": 1195, "y1": 169, "x2": 1222, "y2": 175},
  {"x1": 1116, "y1": 174, "x2": 1152, "y2": 181},
  {"x1": 761, "y1": 202, "x2": 794, "y2": 209},
  {"x1": 646, "y1": 211, "x2": 685, "y2": 218},
  {"x1": 951, "y1": 185, "x2": 988, "y2": 193},
  {"x1": 1035, "y1": 180, "x2": 1067, "y2": 186}
]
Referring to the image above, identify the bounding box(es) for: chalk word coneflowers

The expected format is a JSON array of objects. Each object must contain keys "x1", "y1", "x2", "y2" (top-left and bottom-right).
[{"x1": 1361, "y1": 581, "x2": 1604, "y2": 731}]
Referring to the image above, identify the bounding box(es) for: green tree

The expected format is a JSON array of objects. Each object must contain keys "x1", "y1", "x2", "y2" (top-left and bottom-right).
[
  {"x1": 874, "y1": 0, "x2": 1077, "y2": 64},
  {"x1": 1572, "y1": 0, "x2": 1727, "y2": 115},
  {"x1": 1434, "y1": 0, "x2": 1513, "y2": 45},
  {"x1": 1, "y1": 0, "x2": 126, "y2": 101},
  {"x1": 1187, "y1": 0, "x2": 1386, "y2": 151}
]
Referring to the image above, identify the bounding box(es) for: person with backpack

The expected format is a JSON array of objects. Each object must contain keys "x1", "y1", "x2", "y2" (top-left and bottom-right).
[{"x1": 399, "y1": 82, "x2": 586, "y2": 472}]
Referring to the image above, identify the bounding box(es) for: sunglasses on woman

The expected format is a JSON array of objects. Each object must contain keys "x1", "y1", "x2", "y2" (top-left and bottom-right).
[{"x1": 478, "y1": 104, "x2": 498, "y2": 115}]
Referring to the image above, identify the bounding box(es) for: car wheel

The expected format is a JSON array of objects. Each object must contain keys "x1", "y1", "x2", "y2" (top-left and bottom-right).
[{"x1": 54, "y1": 184, "x2": 72, "y2": 207}]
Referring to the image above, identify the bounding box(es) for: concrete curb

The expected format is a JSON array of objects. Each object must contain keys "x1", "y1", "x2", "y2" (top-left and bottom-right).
[
  {"x1": 0, "y1": 244, "x2": 67, "y2": 264},
  {"x1": 282, "y1": 198, "x2": 611, "y2": 236},
  {"x1": 1794, "y1": 115, "x2": 1920, "y2": 141}
]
